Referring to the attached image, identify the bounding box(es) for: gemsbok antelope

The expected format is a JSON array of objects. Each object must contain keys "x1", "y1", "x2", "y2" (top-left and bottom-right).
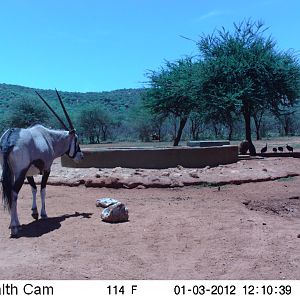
[{"x1": 0, "y1": 90, "x2": 83, "y2": 237}]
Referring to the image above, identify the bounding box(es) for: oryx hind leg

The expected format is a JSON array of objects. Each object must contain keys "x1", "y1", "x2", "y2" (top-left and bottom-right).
[
  {"x1": 27, "y1": 176, "x2": 39, "y2": 220},
  {"x1": 9, "y1": 191, "x2": 21, "y2": 237},
  {"x1": 10, "y1": 171, "x2": 26, "y2": 237},
  {"x1": 40, "y1": 171, "x2": 50, "y2": 219}
]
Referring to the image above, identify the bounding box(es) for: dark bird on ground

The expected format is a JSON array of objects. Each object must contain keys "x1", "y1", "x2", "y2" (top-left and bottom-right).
[
  {"x1": 272, "y1": 147, "x2": 277, "y2": 152},
  {"x1": 278, "y1": 146, "x2": 283, "y2": 152},
  {"x1": 260, "y1": 143, "x2": 267, "y2": 153},
  {"x1": 286, "y1": 144, "x2": 293, "y2": 152}
]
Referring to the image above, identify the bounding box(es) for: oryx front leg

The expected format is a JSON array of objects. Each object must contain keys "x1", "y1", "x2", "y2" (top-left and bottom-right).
[
  {"x1": 27, "y1": 176, "x2": 39, "y2": 220},
  {"x1": 40, "y1": 189, "x2": 47, "y2": 219},
  {"x1": 40, "y1": 171, "x2": 50, "y2": 219},
  {"x1": 32, "y1": 188, "x2": 39, "y2": 220}
]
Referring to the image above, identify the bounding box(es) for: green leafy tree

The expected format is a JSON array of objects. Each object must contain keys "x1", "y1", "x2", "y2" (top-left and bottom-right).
[
  {"x1": 7, "y1": 98, "x2": 50, "y2": 128},
  {"x1": 145, "y1": 57, "x2": 202, "y2": 146},
  {"x1": 130, "y1": 102, "x2": 166, "y2": 142},
  {"x1": 198, "y1": 20, "x2": 300, "y2": 154},
  {"x1": 188, "y1": 111, "x2": 206, "y2": 140},
  {"x1": 78, "y1": 106, "x2": 112, "y2": 143},
  {"x1": 273, "y1": 107, "x2": 297, "y2": 136}
]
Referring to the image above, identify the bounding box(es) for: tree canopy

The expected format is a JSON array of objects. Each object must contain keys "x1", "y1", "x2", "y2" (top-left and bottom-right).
[
  {"x1": 7, "y1": 98, "x2": 50, "y2": 128},
  {"x1": 145, "y1": 57, "x2": 203, "y2": 145},
  {"x1": 198, "y1": 20, "x2": 300, "y2": 154},
  {"x1": 144, "y1": 20, "x2": 300, "y2": 150},
  {"x1": 77, "y1": 105, "x2": 112, "y2": 143}
]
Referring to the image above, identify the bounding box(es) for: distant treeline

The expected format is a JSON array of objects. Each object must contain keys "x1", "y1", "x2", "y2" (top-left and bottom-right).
[{"x1": 0, "y1": 82, "x2": 299, "y2": 144}]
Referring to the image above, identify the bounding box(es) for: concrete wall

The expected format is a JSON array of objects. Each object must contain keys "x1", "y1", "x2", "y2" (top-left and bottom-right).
[
  {"x1": 61, "y1": 145, "x2": 238, "y2": 169},
  {"x1": 187, "y1": 140, "x2": 230, "y2": 147},
  {"x1": 258, "y1": 152, "x2": 300, "y2": 158}
]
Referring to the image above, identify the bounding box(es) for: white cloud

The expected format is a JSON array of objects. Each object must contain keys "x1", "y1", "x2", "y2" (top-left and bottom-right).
[{"x1": 195, "y1": 10, "x2": 232, "y2": 22}]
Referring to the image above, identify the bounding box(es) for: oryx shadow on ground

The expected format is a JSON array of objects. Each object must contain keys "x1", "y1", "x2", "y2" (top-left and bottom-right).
[{"x1": 12, "y1": 212, "x2": 93, "y2": 238}]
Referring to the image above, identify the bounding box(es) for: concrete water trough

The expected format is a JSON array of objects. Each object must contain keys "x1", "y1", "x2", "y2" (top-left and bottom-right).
[{"x1": 61, "y1": 145, "x2": 239, "y2": 169}]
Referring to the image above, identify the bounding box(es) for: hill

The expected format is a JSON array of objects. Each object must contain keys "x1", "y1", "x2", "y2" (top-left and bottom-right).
[{"x1": 0, "y1": 83, "x2": 145, "y2": 122}]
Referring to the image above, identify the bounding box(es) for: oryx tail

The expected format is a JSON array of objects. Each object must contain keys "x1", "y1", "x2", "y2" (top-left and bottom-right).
[
  {"x1": 1, "y1": 129, "x2": 17, "y2": 212},
  {"x1": 1, "y1": 150, "x2": 13, "y2": 211}
]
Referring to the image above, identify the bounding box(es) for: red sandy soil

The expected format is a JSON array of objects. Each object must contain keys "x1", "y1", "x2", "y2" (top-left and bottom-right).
[{"x1": 0, "y1": 157, "x2": 300, "y2": 280}]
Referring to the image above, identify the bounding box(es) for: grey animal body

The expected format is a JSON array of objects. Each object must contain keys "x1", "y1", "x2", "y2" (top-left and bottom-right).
[{"x1": 0, "y1": 91, "x2": 83, "y2": 237}]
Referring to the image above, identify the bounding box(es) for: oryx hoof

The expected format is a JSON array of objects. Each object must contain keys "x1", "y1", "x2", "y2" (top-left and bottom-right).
[
  {"x1": 10, "y1": 226, "x2": 19, "y2": 238},
  {"x1": 31, "y1": 209, "x2": 39, "y2": 220},
  {"x1": 41, "y1": 213, "x2": 48, "y2": 219}
]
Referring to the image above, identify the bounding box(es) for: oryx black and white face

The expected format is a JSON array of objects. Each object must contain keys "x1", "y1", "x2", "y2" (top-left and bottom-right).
[{"x1": 67, "y1": 132, "x2": 84, "y2": 162}]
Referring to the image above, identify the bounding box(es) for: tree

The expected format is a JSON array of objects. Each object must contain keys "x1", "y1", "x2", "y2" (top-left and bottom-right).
[
  {"x1": 188, "y1": 111, "x2": 205, "y2": 140},
  {"x1": 132, "y1": 108, "x2": 155, "y2": 142},
  {"x1": 203, "y1": 101, "x2": 237, "y2": 140},
  {"x1": 198, "y1": 20, "x2": 300, "y2": 154},
  {"x1": 131, "y1": 103, "x2": 167, "y2": 142},
  {"x1": 7, "y1": 98, "x2": 50, "y2": 128},
  {"x1": 145, "y1": 57, "x2": 202, "y2": 146},
  {"x1": 78, "y1": 106, "x2": 112, "y2": 143},
  {"x1": 273, "y1": 107, "x2": 297, "y2": 136},
  {"x1": 252, "y1": 105, "x2": 267, "y2": 140}
]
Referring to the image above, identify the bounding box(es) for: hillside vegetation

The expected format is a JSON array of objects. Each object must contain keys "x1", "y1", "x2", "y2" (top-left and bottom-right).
[
  {"x1": 0, "y1": 83, "x2": 145, "y2": 140},
  {"x1": 0, "y1": 83, "x2": 143, "y2": 118}
]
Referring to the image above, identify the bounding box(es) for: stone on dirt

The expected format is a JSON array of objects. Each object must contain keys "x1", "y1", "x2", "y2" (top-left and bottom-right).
[
  {"x1": 239, "y1": 140, "x2": 250, "y2": 154},
  {"x1": 101, "y1": 202, "x2": 129, "y2": 223},
  {"x1": 96, "y1": 198, "x2": 120, "y2": 208}
]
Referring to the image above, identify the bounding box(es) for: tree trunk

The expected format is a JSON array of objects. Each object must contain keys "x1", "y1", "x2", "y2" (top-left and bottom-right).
[
  {"x1": 256, "y1": 128, "x2": 260, "y2": 140},
  {"x1": 213, "y1": 124, "x2": 219, "y2": 138},
  {"x1": 253, "y1": 112, "x2": 264, "y2": 140},
  {"x1": 227, "y1": 123, "x2": 233, "y2": 140},
  {"x1": 190, "y1": 118, "x2": 200, "y2": 140},
  {"x1": 172, "y1": 117, "x2": 178, "y2": 141},
  {"x1": 253, "y1": 117, "x2": 261, "y2": 140},
  {"x1": 243, "y1": 102, "x2": 256, "y2": 155},
  {"x1": 102, "y1": 125, "x2": 108, "y2": 141},
  {"x1": 96, "y1": 135, "x2": 100, "y2": 144},
  {"x1": 283, "y1": 115, "x2": 290, "y2": 136},
  {"x1": 158, "y1": 128, "x2": 161, "y2": 142},
  {"x1": 173, "y1": 117, "x2": 187, "y2": 146},
  {"x1": 194, "y1": 130, "x2": 199, "y2": 141}
]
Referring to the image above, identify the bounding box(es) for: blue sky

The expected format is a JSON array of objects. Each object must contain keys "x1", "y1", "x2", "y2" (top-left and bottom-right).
[{"x1": 0, "y1": 0, "x2": 299, "y2": 92}]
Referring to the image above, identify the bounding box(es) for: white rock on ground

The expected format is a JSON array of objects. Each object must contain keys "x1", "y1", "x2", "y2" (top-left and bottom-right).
[
  {"x1": 101, "y1": 202, "x2": 129, "y2": 223},
  {"x1": 96, "y1": 198, "x2": 120, "y2": 208}
]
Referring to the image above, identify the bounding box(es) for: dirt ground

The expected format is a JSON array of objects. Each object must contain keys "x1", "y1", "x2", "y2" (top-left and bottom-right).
[{"x1": 0, "y1": 157, "x2": 300, "y2": 280}]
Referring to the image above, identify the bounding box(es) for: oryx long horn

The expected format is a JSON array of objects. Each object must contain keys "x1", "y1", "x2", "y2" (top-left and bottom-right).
[
  {"x1": 55, "y1": 89, "x2": 75, "y2": 131},
  {"x1": 35, "y1": 91, "x2": 69, "y2": 130}
]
